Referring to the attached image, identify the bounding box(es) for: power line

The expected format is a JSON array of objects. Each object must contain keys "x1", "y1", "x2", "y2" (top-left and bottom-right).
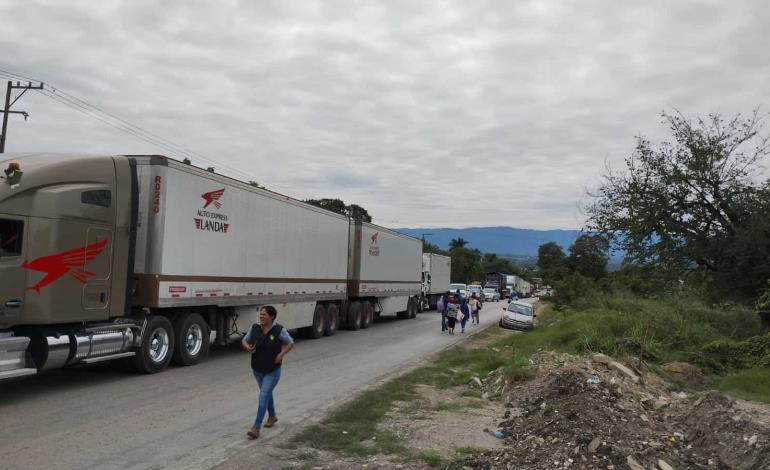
[{"x1": 0, "y1": 68, "x2": 310, "y2": 199}]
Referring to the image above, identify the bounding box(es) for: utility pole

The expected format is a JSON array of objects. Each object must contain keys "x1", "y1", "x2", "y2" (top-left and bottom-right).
[{"x1": 1, "y1": 80, "x2": 44, "y2": 153}]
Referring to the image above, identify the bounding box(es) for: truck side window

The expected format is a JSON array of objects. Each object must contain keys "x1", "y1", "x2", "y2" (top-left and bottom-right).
[
  {"x1": 81, "y1": 189, "x2": 112, "y2": 208},
  {"x1": 0, "y1": 219, "x2": 23, "y2": 256}
]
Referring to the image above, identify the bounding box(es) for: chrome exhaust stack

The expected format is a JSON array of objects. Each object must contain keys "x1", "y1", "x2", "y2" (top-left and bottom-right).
[{"x1": 30, "y1": 326, "x2": 136, "y2": 370}]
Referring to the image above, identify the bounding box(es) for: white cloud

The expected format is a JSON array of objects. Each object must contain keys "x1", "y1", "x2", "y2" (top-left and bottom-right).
[{"x1": 1, "y1": 0, "x2": 768, "y2": 229}]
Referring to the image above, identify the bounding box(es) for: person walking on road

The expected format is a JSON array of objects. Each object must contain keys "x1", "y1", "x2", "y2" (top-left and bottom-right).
[
  {"x1": 459, "y1": 297, "x2": 470, "y2": 333},
  {"x1": 469, "y1": 294, "x2": 481, "y2": 325},
  {"x1": 438, "y1": 291, "x2": 449, "y2": 333},
  {"x1": 446, "y1": 295, "x2": 459, "y2": 334},
  {"x1": 242, "y1": 305, "x2": 295, "y2": 439}
]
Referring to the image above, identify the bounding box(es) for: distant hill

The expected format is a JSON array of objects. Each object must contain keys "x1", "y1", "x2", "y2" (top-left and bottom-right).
[{"x1": 395, "y1": 227, "x2": 583, "y2": 256}]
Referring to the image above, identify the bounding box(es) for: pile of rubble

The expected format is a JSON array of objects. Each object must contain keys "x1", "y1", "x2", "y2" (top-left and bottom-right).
[{"x1": 452, "y1": 353, "x2": 770, "y2": 469}]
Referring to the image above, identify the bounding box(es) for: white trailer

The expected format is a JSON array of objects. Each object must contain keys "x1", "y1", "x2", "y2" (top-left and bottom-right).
[
  {"x1": 133, "y1": 157, "x2": 352, "y2": 343},
  {"x1": 420, "y1": 253, "x2": 451, "y2": 310},
  {"x1": 346, "y1": 220, "x2": 423, "y2": 323}
]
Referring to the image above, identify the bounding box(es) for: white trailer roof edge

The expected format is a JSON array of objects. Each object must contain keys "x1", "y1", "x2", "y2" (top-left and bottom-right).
[
  {"x1": 129, "y1": 154, "x2": 351, "y2": 222},
  {"x1": 359, "y1": 220, "x2": 423, "y2": 244}
]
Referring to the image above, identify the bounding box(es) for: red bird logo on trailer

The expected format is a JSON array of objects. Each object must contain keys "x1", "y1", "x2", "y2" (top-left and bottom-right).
[
  {"x1": 371, "y1": 232, "x2": 379, "y2": 244},
  {"x1": 201, "y1": 188, "x2": 225, "y2": 209},
  {"x1": 22, "y1": 239, "x2": 109, "y2": 293}
]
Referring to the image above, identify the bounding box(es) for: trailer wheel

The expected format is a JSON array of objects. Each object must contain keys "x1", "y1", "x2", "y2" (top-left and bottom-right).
[
  {"x1": 306, "y1": 304, "x2": 326, "y2": 339},
  {"x1": 347, "y1": 301, "x2": 362, "y2": 330},
  {"x1": 325, "y1": 304, "x2": 339, "y2": 336},
  {"x1": 172, "y1": 313, "x2": 210, "y2": 366},
  {"x1": 361, "y1": 301, "x2": 373, "y2": 329},
  {"x1": 131, "y1": 315, "x2": 175, "y2": 374},
  {"x1": 408, "y1": 297, "x2": 418, "y2": 319}
]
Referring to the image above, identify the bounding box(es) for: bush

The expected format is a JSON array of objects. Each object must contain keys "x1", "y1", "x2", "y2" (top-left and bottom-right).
[
  {"x1": 552, "y1": 274, "x2": 599, "y2": 307},
  {"x1": 695, "y1": 334, "x2": 770, "y2": 372}
]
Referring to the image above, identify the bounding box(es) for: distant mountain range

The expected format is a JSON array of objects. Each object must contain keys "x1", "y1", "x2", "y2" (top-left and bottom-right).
[{"x1": 395, "y1": 226, "x2": 583, "y2": 256}]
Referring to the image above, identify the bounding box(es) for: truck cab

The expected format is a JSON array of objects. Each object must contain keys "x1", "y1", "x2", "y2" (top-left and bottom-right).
[{"x1": 0, "y1": 154, "x2": 136, "y2": 379}]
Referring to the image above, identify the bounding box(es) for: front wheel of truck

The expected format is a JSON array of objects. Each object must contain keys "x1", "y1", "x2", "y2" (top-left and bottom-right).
[
  {"x1": 172, "y1": 313, "x2": 210, "y2": 366},
  {"x1": 132, "y1": 315, "x2": 175, "y2": 374}
]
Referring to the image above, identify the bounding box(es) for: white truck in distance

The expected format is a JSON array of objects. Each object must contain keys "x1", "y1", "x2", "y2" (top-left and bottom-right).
[{"x1": 420, "y1": 253, "x2": 451, "y2": 310}]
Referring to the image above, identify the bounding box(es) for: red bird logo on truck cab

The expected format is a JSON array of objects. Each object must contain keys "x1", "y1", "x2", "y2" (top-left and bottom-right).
[
  {"x1": 22, "y1": 239, "x2": 109, "y2": 293},
  {"x1": 201, "y1": 188, "x2": 225, "y2": 209}
]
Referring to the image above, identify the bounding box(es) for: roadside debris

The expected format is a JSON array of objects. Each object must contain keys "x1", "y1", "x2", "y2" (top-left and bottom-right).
[{"x1": 449, "y1": 352, "x2": 770, "y2": 469}]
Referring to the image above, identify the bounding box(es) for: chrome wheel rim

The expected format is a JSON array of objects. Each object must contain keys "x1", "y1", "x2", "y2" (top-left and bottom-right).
[
  {"x1": 149, "y1": 327, "x2": 170, "y2": 363},
  {"x1": 185, "y1": 324, "x2": 203, "y2": 356}
]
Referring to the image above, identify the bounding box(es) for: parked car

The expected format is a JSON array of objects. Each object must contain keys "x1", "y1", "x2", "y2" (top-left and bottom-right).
[
  {"x1": 483, "y1": 287, "x2": 500, "y2": 302},
  {"x1": 499, "y1": 301, "x2": 535, "y2": 330},
  {"x1": 467, "y1": 284, "x2": 483, "y2": 300},
  {"x1": 449, "y1": 283, "x2": 467, "y2": 298}
]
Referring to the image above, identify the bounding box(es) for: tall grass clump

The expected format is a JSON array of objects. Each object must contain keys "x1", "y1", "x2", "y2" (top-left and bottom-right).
[{"x1": 505, "y1": 290, "x2": 762, "y2": 367}]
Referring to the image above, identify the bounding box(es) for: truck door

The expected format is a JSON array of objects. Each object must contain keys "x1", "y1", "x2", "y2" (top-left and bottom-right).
[
  {"x1": 82, "y1": 226, "x2": 112, "y2": 309},
  {"x1": 0, "y1": 216, "x2": 27, "y2": 326}
]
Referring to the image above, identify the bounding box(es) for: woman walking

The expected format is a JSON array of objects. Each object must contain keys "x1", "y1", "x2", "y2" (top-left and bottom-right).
[
  {"x1": 446, "y1": 295, "x2": 459, "y2": 334},
  {"x1": 460, "y1": 297, "x2": 470, "y2": 333},
  {"x1": 242, "y1": 305, "x2": 294, "y2": 439}
]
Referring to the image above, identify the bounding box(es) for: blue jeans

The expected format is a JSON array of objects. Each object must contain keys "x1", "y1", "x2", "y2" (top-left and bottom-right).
[{"x1": 252, "y1": 367, "x2": 281, "y2": 427}]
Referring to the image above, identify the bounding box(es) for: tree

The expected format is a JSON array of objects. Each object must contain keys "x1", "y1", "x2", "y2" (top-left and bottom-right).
[
  {"x1": 182, "y1": 158, "x2": 192, "y2": 165},
  {"x1": 423, "y1": 241, "x2": 447, "y2": 256},
  {"x1": 480, "y1": 253, "x2": 515, "y2": 275},
  {"x1": 449, "y1": 238, "x2": 469, "y2": 250},
  {"x1": 567, "y1": 234, "x2": 609, "y2": 280},
  {"x1": 248, "y1": 180, "x2": 265, "y2": 189},
  {"x1": 586, "y1": 109, "x2": 770, "y2": 298},
  {"x1": 206, "y1": 166, "x2": 215, "y2": 173},
  {"x1": 304, "y1": 198, "x2": 372, "y2": 222},
  {"x1": 537, "y1": 242, "x2": 567, "y2": 281},
  {"x1": 450, "y1": 247, "x2": 482, "y2": 283},
  {"x1": 346, "y1": 203, "x2": 372, "y2": 222}
]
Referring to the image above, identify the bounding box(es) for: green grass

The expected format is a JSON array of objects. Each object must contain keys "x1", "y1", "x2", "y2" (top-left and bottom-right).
[
  {"x1": 716, "y1": 368, "x2": 770, "y2": 403},
  {"x1": 499, "y1": 292, "x2": 763, "y2": 369},
  {"x1": 291, "y1": 325, "x2": 532, "y2": 457}
]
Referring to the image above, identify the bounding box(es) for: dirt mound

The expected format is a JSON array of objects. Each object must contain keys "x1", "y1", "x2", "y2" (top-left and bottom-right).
[{"x1": 451, "y1": 354, "x2": 770, "y2": 469}]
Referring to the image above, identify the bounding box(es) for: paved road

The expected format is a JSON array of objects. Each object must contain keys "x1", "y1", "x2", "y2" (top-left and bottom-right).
[{"x1": 0, "y1": 299, "x2": 529, "y2": 470}]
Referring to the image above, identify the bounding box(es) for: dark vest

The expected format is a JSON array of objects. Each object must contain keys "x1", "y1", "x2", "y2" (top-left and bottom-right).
[{"x1": 249, "y1": 323, "x2": 284, "y2": 373}]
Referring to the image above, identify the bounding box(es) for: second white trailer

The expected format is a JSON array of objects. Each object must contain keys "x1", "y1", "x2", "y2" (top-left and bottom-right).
[
  {"x1": 345, "y1": 220, "x2": 423, "y2": 326},
  {"x1": 421, "y1": 253, "x2": 451, "y2": 310}
]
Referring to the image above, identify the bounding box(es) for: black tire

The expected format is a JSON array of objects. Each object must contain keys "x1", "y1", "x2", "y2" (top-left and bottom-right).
[
  {"x1": 307, "y1": 304, "x2": 326, "y2": 339},
  {"x1": 417, "y1": 296, "x2": 425, "y2": 313},
  {"x1": 131, "y1": 315, "x2": 175, "y2": 374},
  {"x1": 172, "y1": 313, "x2": 210, "y2": 366},
  {"x1": 347, "y1": 301, "x2": 362, "y2": 330},
  {"x1": 361, "y1": 301, "x2": 373, "y2": 329},
  {"x1": 325, "y1": 304, "x2": 339, "y2": 336}
]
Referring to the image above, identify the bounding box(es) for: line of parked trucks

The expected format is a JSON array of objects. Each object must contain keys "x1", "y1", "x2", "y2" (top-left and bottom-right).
[{"x1": 0, "y1": 154, "x2": 453, "y2": 381}]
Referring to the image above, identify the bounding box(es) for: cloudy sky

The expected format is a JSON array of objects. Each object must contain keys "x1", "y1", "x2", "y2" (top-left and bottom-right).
[{"x1": 1, "y1": 0, "x2": 768, "y2": 229}]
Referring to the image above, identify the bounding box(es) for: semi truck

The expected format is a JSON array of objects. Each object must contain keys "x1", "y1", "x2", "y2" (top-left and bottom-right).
[
  {"x1": 419, "y1": 253, "x2": 450, "y2": 310},
  {"x1": 0, "y1": 154, "x2": 423, "y2": 381}
]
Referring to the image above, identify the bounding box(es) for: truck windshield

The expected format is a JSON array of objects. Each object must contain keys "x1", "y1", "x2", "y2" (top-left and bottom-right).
[{"x1": 0, "y1": 219, "x2": 23, "y2": 256}]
